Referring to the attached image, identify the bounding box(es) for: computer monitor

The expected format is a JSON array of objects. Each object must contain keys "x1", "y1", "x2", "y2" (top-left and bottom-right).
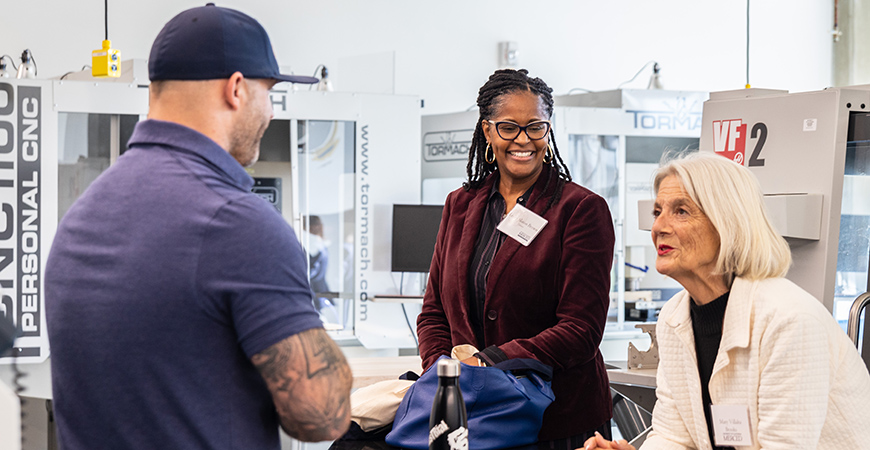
[{"x1": 391, "y1": 204, "x2": 443, "y2": 273}]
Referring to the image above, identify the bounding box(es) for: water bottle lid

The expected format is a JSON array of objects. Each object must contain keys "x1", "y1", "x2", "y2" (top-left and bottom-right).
[{"x1": 437, "y1": 358, "x2": 461, "y2": 377}]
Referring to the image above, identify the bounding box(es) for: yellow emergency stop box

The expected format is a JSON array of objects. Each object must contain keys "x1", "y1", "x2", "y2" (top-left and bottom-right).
[{"x1": 92, "y1": 40, "x2": 121, "y2": 78}]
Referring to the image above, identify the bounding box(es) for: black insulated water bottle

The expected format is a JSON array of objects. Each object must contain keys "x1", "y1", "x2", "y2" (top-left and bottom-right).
[{"x1": 429, "y1": 359, "x2": 468, "y2": 450}]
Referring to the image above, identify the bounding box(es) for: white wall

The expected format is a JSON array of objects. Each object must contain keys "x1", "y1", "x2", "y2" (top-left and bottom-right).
[{"x1": 4, "y1": 0, "x2": 833, "y2": 115}]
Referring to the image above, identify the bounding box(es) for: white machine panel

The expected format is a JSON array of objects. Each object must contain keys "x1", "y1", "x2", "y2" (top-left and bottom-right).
[
  {"x1": 700, "y1": 87, "x2": 870, "y2": 313},
  {"x1": 0, "y1": 80, "x2": 59, "y2": 366}
]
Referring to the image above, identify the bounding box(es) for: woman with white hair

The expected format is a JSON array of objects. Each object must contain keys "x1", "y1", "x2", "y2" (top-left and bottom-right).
[{"x1": 586, "y1": 151, "x2": 870, "y2": 450}]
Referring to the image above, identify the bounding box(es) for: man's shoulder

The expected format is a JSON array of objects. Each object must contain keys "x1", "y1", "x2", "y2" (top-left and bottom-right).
[
  {"x1": 216, "y1": 192, "x2": 286, "y2": 224},
  {"x1": 206, "y1": 194, "x2": 298, "y2": 251}
]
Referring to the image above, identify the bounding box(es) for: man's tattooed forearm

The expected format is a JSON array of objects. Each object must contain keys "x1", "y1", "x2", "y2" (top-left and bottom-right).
[{"x1": 252, "y1": 328, "x2": 353, "y2": 440}]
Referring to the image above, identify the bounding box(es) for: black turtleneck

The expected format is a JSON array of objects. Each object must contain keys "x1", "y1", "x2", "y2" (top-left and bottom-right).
[{"x1": 689, "y1": 291, "x2": 734, "y2": 450}]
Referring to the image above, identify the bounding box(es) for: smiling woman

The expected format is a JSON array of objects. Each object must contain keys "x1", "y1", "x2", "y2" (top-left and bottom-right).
[
  {"x1": 481, "y1": 90, "x2": 550, "y2": 195},
  {"x1": 416, "y1": 69, "x2": 616, "y2": 450},
  {"x1": 463, "y1": 69, "x2": 572, "y2": 211}
]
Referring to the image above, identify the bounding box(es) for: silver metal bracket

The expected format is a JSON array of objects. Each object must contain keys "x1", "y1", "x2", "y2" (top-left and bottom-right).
[{"x1": 628, "y1": 323, "x2": 659, "y2": 369}]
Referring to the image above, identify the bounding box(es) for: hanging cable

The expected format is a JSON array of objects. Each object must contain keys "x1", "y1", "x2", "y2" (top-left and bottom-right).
[
  {"x1": 3, "y1": 316, "x2": 25, "y2": 450},
  {"x1": 0, "y1": 55, "x2": 18, "y2": 70},
  {"x1": 617, "y1": 61, "x2": 658, "y2": 89},
  {"x1": 91, "y1": 0, "x2": 120, "y2": 77},
  {"x1": 12, "y1": 356, "x2": 26, "y2": 449},
  {"x1": 398, "y1": 272, "x2": 419, "y2": 351},
  {"x1": 566, "y1": 87, "x2": 594, "y2": 95},
  {"x1": 402, "y1": 303, "x2": 419, "y2": 350},
  {"x1": 0, "y1": 55, "x2": 18, "y2": 78},
  {"x1": 746, "y1": 0, "x2": 751, "y2": 88}
]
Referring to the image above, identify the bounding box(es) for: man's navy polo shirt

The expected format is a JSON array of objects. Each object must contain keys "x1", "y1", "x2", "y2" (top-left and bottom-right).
[{"x1": 45, "y1": 119, "x2": 323, "y2": 450}]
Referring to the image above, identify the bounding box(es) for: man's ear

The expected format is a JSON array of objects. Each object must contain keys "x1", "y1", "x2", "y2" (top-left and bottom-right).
[{"x1": 223, "y1": 72, "x2": 246, "y2": 111}]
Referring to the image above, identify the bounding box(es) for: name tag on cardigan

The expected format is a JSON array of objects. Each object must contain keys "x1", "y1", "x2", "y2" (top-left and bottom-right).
[
  {"x1": 497, "y1": 204, "x2": 547, "y2": 247},
  {"x1": 711, "y1": 404, "x2": 753, "y2": 447}
]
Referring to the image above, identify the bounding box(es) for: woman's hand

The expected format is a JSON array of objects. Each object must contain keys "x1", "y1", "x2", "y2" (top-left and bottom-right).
[
  {"x1": 460, "y1": 356, "x2": 484, "y2": 366},
  {"x1": 581, "y1": 431, "x2": 636, "y2": 450}
]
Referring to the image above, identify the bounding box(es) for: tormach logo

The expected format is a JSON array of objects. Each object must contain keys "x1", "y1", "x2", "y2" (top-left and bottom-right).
[
  {"x1": 423, "y1": 130, "x2": 474, "y2": 162},
  {"x1": 626, "y1": 97, "x2": 703, "y2": 131}
]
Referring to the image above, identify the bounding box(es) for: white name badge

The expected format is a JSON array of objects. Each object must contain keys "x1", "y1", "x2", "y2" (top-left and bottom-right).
[
  {"x1": 497, "y1": 204, "x2": 547, "y2": 246},
  {"x1": 710, "y1": 404, "x2": 753, "y2": 447}
]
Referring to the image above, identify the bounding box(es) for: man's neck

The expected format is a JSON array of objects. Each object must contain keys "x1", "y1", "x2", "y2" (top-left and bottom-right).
[{"x1": 148, "y1": 80, "x2": 233, "y2": 151}]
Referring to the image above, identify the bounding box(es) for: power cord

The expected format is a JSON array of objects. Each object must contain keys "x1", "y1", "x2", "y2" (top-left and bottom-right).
[
  {"x1": 617, "y1": 60, "x2": 658, "y2": 89},
  {"x1": 11, "y1": 356, "x2": 26, "y2": 449},
  {"x1": 398, "y1": 272, "x2": 420, "y2": 351},
  {"x1": 745, "y1": 0, "x2": 751, "y2": 88},
  {"x1": 0, "y1": 55, "x2": 19, "y2": 73},
  {"x1": 60, "y1": 65, "x2": 92, "y2": 80},
  {"x1": 2, "y1": 315, "x2": 24, "y2": 449},
  {"x1": 401, "y1": 304, "x2": 418, "y2": 351},
  {"x1": 566, "y1": 87, "x2": 594, "y2": 94}
]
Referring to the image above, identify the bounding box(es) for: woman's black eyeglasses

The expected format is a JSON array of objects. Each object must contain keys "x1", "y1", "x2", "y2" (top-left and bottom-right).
[{"x1": 487, "y1": 120, "x2": 551, "y2": 141}]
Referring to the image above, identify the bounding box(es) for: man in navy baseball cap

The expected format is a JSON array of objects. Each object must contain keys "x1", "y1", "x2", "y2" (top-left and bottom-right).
[
  {"x1": 149, "y1": 3, "x2": 318, "y2": 83},
  {"x1": 142, "y1": 2, "x2": 321, "y2": 167},
  {"x1": 45, "y1": 4, "x2": 352, "y2": 450}
]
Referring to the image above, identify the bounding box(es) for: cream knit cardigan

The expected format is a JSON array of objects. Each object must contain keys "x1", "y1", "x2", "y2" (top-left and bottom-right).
[{"x1": 642, "y1": 277, "x2": 870, "y2": 450}]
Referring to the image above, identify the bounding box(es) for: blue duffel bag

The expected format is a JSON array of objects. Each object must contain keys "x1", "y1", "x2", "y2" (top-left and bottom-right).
[{"x1": 385, "y1": 356, "x2": 555, "y2": 450}]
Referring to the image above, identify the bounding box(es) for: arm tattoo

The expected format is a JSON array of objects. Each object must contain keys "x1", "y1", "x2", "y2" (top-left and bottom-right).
[
  {"x1": 300, "y1": 327, "x2": 346, "y2": 378},
  {"x1": 253, "y1": 327, "x2": 352, "y2": 441}
]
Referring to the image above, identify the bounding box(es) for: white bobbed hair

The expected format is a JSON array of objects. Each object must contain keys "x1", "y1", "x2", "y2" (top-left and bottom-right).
[{"x1": 653, "y1": 151, "x2": 791, "y2": 283}]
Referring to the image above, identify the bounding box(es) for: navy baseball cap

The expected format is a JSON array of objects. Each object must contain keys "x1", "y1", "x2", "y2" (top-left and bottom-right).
[{"x1": 148, "y1": 3, "x2": 318, "y2": 83}]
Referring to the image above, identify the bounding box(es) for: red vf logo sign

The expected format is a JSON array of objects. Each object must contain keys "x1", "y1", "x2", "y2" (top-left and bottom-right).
[{"x1": 711, "y1": 119, "x2": 767, "y2": 167}]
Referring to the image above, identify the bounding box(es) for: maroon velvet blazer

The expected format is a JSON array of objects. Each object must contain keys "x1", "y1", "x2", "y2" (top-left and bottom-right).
[{"x1": 417, "y1": 168, "x2": 615, "y2": 440}]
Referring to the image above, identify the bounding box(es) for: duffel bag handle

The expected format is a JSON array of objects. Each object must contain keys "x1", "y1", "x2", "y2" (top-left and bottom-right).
[{"x1": 492, "y1": 358, "x2": 553, "y2": 381}]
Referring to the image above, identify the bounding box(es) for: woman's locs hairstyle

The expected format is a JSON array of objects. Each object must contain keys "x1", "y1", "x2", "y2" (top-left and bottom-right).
[{"x1": 464, "y1": 69, "x2": 572, "y2": 211}]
